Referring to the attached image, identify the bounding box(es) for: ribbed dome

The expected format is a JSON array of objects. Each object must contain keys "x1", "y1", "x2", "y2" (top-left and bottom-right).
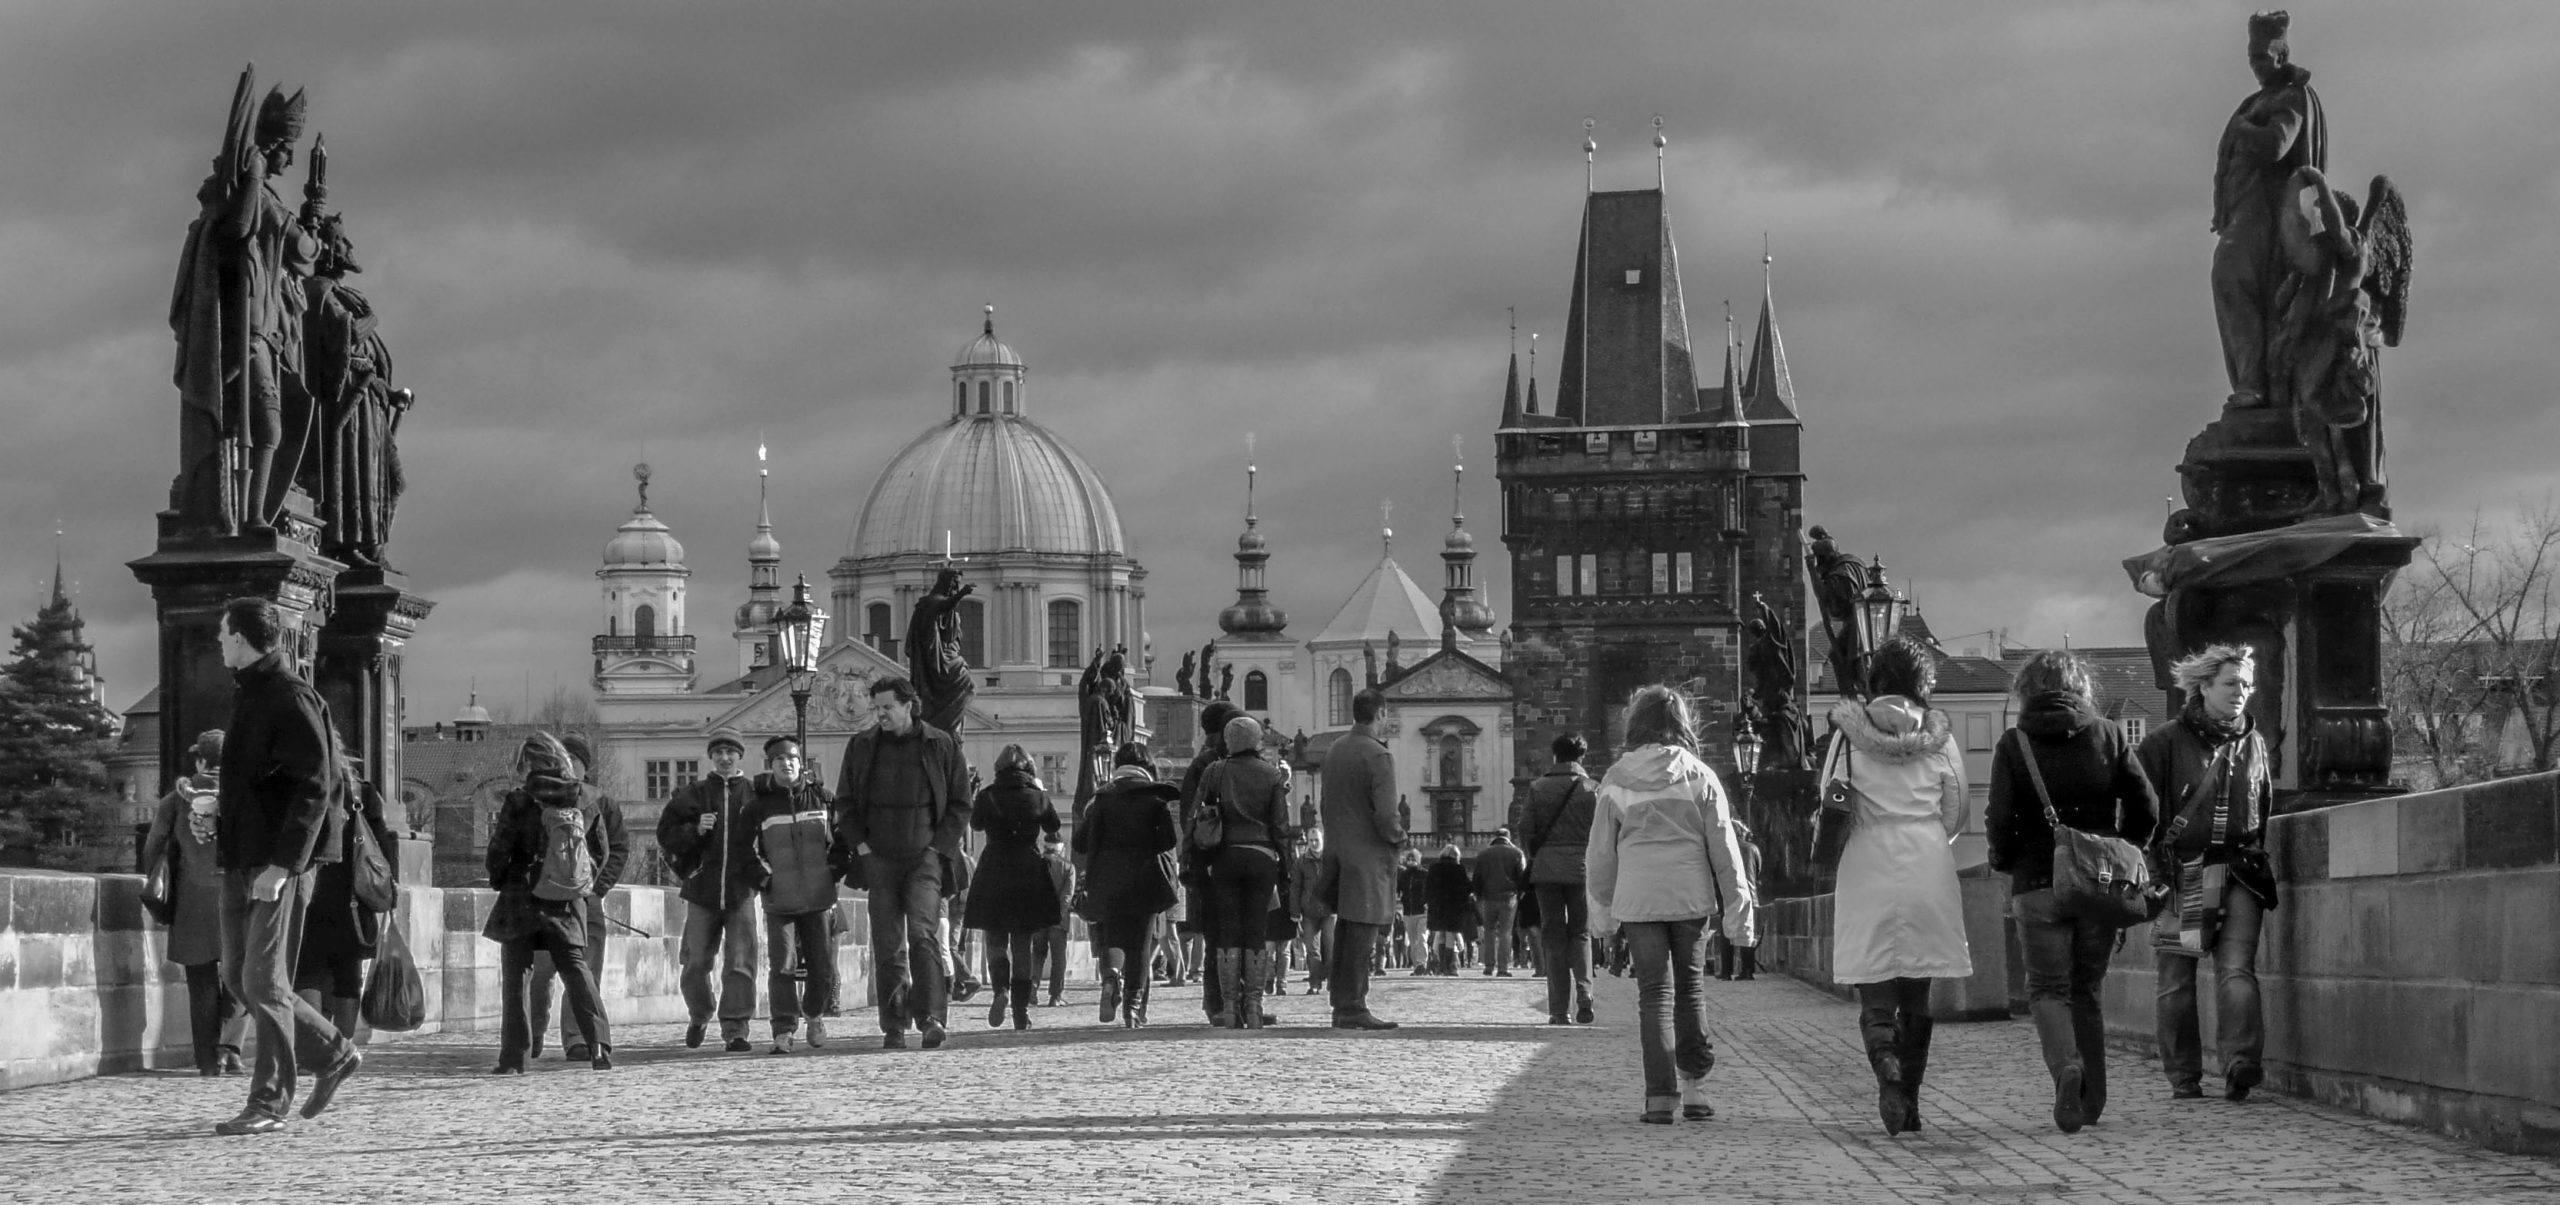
[
  {"x1": 748, "y1": 528, "x2": 782, "y2": 561},
  {"x1": 954, "y1": 308, "x2": 1023, "y2": 369},
  {"x1": 604, "y1": 510, "x2": 685, "y2": 568},
  {"x1": 849, "y1": 414, "x2": 1127, "y2": 559}
]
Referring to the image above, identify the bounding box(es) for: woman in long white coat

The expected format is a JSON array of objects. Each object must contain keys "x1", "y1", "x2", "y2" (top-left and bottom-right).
[{"x1": 1821, "y1": 635, "x2": 1970, "y2": 1136}]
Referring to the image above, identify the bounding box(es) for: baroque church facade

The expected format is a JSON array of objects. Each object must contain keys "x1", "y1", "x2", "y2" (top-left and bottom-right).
[{"x1": 1495, "y1": 156, "x2": 1808, "y2": 784}]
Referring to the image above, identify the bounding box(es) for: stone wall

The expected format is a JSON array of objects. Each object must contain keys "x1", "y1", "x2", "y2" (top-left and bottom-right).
[
  {"x1": 1755, "y1": 772, "x2": 2560, "y2": 1156},
  {"x1": 1, "y1": 871, "x2": 1091, "y2": 1092}
]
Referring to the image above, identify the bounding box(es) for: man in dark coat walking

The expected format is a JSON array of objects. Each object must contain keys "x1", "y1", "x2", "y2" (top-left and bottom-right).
[
  {"x1": 658, "y1": 726, "x2": 762, "y2": 1052},
  {"x1": 835, "y1": 676, "x2": 972, "y2": 1050},
  {"x1": 210, "y1": 596, "x2": 356, "y2": 1134}
]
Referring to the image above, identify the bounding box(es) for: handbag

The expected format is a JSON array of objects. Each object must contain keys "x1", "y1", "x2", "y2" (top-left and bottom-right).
[
  {"x1": 139, "y1": 819, "x2": 182, "y2": 927},
  {"x1": 1188, "y1": 765, "x2": 1229, "y2": 855},
  {"x1": 2011, "y1": 731, "x2": 2155, "y2": 929},
  {"x1": 1811, "y1": 736, "x2": 1859, "y2": 872},
  {"x1": 359, "y1": 919, "x2": 428, "y2": 1031},
  {"x1": 345, "y1": 782, "x2": 398, "y2": 915}
]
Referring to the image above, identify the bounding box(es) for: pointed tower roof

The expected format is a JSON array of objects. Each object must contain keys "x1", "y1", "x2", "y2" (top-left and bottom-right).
[
  {"x1": 1497, "y1": 349, "x2": 1523, "y2": 430},
  {"x1": 1439, "y1": 439, "x2": 1496, "y2": 644},
  {"x1": 1551, "y1": 187, "x2": 1699, "y2": 427},
  {"x1": 1315, "y1": 513, "x2": 1442, "y2": 646},
  {"x1": 1743, "y1": 247, "x2": 1799, "y2": 422},
  {"x1": 1218, "y1": 453, "x2": 1288, "y2": 638},
  {"x1": 1717, "y1": 301, "x2": 1749, "y2": 427}
]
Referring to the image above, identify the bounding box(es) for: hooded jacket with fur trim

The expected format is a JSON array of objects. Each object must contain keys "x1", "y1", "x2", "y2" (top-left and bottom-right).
[{"x1": 1586, "y1": 743, "x2": 1755, "y2": 943}]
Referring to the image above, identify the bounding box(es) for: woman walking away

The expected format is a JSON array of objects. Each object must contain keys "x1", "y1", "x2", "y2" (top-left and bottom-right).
[
  {"x1": 964, "y1": 746, "x2": 1064, "y2": 1030},
  {"x1": 1823, "y1": 636, "x2": 1970, "y2": 1136},
  {"x1": 1075, "y1": 744, "x2": 1181, "y2": 1026},
  {"x1": 142, "y1": 729, "x2": 245, "y2": 1075},
  {"x1": 1422, "y1": 845, "x2": 1474, "y2": 975},
  {"x1": 296, "y1": 752, "x2": 398, "y2": 1040},
  {"x1": 1196, "y1": 714, "x2": 1296, "y2": 1028},
  {"x1": 1517, "y1": 732, "x2": 1598, "y2": 1023},
  {"x1": 483, "y1": 733, "x2": 613, "y2": 1072},
  {"x1": 1588, "y1": 686, "x2": 1757, "y2": 1125},
  {"x1": 1988, "y1": 650, "x2": 2158, "y2": 1133},
  {"x1": 2143, "y1": 644, "x2": 2277, "y2": 1103}
]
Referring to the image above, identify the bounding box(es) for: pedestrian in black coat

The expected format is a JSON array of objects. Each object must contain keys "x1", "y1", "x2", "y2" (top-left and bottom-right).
[
  {"x1": 1424, "y1": 846, "x2": 1475, "y2": 974},
  {"x1": 294, "y1": 755, "x2": 396, "y2": 1041},
  {"x1": 1073, "y1": 745, "x2": 1180, "y2": 1026},
  {"x1": 482, "y1": 733, "x2": 615, "y2": 1073},
  {"x1": 964, "y1": 746, "x2": 1063, "y2": 1029}
]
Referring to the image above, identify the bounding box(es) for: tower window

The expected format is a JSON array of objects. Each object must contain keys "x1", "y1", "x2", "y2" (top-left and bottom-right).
[
  {"x1": 1651, "y1": 552, "x2": 1670, "y2": 595},
  {"x1": 1633, "y1": 430, "x2": 1658, "y2": 453},
  {"x1": 1047, "y1": 599, "x2": 1082, "y2": 668},
  {"x1": 977, "y1": 380, "x2": 990, "y2": 413},
  {"x1": 1328, "y1": 668, "x2": 1354, "y2": 727},
  {"x1": 1675, "y1": 551, "x2": 1695, "y2": 593},
  {"x1": 1584, "y1": 433, "x2": 1609, "y2": 455},
  {"x1": 956, "y1": 381, "x2": 966, "y2": 412},
  {"x1": 867, "y1": 602, "x2": 894, "y2": 653},
  {"x1": 1580, "y1": 554, "x2": 1598, "y2": 596},
  {"x1": 958, "y1": 598, "x2": 987, "y2": 668},
  {"x1": 633, "y1": 604, "x2": 656, "y2": 641},
  {"x1": 1003, "y1": 380, "x2": 1016, "y2": 413},
  {"x1": 1555, "y1": 555, "x2": 1575, "y2": 597},
  {"x1": 1623, "y1": 269, "x2": 1642, "y2": 285},
  {"x1": 1244, "y1": 669, "x2": 1269, "y2": 712}
]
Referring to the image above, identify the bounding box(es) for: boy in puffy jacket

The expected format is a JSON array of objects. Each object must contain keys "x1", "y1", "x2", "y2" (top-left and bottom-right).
[{"x1": 748, "y1": 735, "x2": 840, "y2": 1052}]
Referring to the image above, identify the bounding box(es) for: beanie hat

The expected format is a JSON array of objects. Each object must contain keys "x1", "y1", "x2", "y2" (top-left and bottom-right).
[
  {"x1": 706, "y1": 726, "x2": 746, "y2": 755},
  {"x1": 1222, "y1": 714, "x2": 1263, "y2": 754}
]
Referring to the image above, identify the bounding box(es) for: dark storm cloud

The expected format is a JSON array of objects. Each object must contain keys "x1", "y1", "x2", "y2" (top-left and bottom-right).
[{"x1": 6, "y1": 2, "x2": 2558, "y2": 719}]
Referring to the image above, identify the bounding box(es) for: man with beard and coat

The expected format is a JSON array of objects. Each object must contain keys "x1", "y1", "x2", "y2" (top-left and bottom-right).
[
  {"x1": 1319, "y1": 689, "x2": 1405, "y2": 1029},
  {"x1": 836, "y1": 676, "x2": 973, "y2": 1050},
  {"x1": 658, "y1": 727, "x2": 763, "y2": 1053},
  {"x1": 209, "y1": 596, "x2": 355, "y2": 1135}
]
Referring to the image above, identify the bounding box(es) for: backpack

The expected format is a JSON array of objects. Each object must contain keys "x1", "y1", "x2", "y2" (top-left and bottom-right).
[
  {"x1": 1188, "y1": 764, "x2": 1228, "y2": 855},
  {"x1": 531, "y1": 798, "x2": 596, "y2": 902}
]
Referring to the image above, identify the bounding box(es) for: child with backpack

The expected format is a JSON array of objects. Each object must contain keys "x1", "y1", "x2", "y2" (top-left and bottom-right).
[{"x1": 482, "y1": 733, "x2": 615, "y2": 1073}]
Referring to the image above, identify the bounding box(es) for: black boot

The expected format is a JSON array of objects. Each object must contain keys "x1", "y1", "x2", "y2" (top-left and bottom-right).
[
  {"x1": 1860, "y1": 1002, "x2": 1912, "y2": 1135},
  {"x1": 1010, "y1": 979, "x2": 1034, "y2": 1030},
  {"x1": 1902, "y1": 1012, "x2": 1936, "y2": 1134}
]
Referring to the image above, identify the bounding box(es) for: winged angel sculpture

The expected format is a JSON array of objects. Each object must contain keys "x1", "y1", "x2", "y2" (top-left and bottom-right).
[{"x1": 2273, "y1": 166, "x2": 2411, "y2": 518}]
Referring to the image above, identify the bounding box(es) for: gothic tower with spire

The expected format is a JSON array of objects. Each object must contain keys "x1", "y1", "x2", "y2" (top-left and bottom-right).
[{"x1": 1494, "y1": 127, "x2": 1806, "y2": 775}]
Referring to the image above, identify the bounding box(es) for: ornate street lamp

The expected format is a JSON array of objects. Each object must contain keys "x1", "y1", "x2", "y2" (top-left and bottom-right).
[
  {"x1": 1851, "y1": 556, "x2": 1907, "y2": 696},
  {"x1": 776, "y1": 574, "x2": 828, "y2": 762},
  {"x1": 1730, "y1": 721, "x2": 1763, "y2": 822}
]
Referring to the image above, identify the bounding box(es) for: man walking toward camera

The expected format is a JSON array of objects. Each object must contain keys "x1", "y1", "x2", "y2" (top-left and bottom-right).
[
  {"x1": 659, "y1": 727, "x2": 763, "y2": 1052},
  {"x1": 210, "y1": 597, "x2": 358, "y2": 1135},
  {"x1": 749, "y1": 735, "x2": 839, "y2": 1052},
  {"x1": 836, "y1": 676, "x2": 971, "y2": 1050}
]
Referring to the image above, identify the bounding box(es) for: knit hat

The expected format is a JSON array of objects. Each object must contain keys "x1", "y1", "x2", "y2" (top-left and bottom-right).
[
  {"x1": 706, "y1": 726, "x2": 746, "y2": 755},
  {"x1": 1222, "y1": 714, "x2": 1263, "y2": 754}
]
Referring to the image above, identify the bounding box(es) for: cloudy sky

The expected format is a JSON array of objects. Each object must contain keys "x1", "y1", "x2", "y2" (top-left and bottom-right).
[{"x1": 7, "y1": 1, "x2": 2558, "y2": 721}]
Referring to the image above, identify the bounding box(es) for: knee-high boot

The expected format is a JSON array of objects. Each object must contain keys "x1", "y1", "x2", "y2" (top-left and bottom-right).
[
  {"x1": 1901, "y1": 1011, "x2": 1936, "y2": 1133},
  {"x1": 1238, "y1": 949, "x2": 1268, "y2": 1030},
  {"x1": 1099, "y1": 947, "x2": 1124, "y2": 1025},
  {"x1": 1859, "y1": 994, "x2": 1913, "y2": 1135},
  {"x1": 1210, "y1": 950, "x2": 1243, "y2": 1028},
  {"x1": 1010, "y1": 978, "x2": 1034, "y2": 1030}
]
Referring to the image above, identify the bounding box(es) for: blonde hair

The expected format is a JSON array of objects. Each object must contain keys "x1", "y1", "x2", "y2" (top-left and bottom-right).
[{"x1": 2171, "y1": 644, "x2": 2254, "y2": 700}]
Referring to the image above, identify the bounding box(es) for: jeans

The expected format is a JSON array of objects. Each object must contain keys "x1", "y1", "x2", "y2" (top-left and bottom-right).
[
  {"x1": 1402, "y1": 914, "x2": 1428, "y2": 965},
  {"x1": 1297, "y1": 913, "x2": 1335, "y2": 986},
  {"x1": 680, "y1": 896, "x2": 762, "y2": 1041},
  {"x1": 181, "y1": 961, "x2": 246, "y2": 1071},
  {"x1": 863, "y1": 851, "x2": 947, "y2": 1034},
  {"x1": 1533, "y1": 882, "x2": 1591, "y2": 1020},
  {"x1": 1480, "y1": 897, "x2": 1517, "y2": 971},
  {"x1": 1622, "y1": 917, "x2": 1713, "y2": 1106},
  {"x1": 218, "y1": 869, "x2": 353, "y2": 1120},
  {"x1": 2014, "y1": 887, "x2": 2113, "y2": 1108},
  {"x1": 502, "y1": 928, "x2": 605, "y2": 1057},
  {"x1": 1329, "y1": 919, "x2": 1387, "y2": 1019},
  {"x1": 527, "y1": 923, "x2": 611, "y2": 1053},
  {"x1": 2156, "y1": 879, "x2": 2266, "y2": 1088},
  {"x1": 1035, "y1": 925, "x2": 1070, "y2": 997},
  {"x1": 764, "y1": 910, "x2": 839, "y2": 1034}
]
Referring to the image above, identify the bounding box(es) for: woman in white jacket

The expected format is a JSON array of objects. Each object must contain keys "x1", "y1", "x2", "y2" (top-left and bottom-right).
[
  {"x1": 1821, "y1": 635, "x2": 1971, "y2": 1136},
  {"x1": 1588, "y1": 685, "x2": 1756, "y2": 1125}
]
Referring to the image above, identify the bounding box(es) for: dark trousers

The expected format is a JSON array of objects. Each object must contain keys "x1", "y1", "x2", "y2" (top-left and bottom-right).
[
  {"x1": 1623, "y1": 917, "x2": 1714, "y2": 1105},
  {"x1": 1092, "y1": 913, "x2": 1154, "y2": 1018},
  {"x1": 1035, "y1": 925, "x2": 1070, "y2": 997},
  {"x1": 1328, "y1": 919, "x2": 1387, "y2": 1019},
  {"x1": 182, "y1": 961, "x2": 247, "y2": 1071},
  {"x1": 982, "y1": 927, "x2": 1039, "y2": 990},
  {"x1": 2014, "y1": 887, "x2": 2114, "y2": 1108},
  {"x1": 1479, "y1": 897, "x2": 1518, "y2": 971},
  {"x1": 502, "y1": 929, "x2": 605, "y2": 1057},
  {"x1": 1533, "y1": 883, "x2": 1592, "y2": 1020},
  {"x1": 1206, "y1": 847, "x2": 1282, "y2": 950},
  {"x1": 2157, "y1": 881, "x2": 2266, "y2": 1089},
  {"x1": 1717, "y1": 941, "x2": 1758, "y2": 979},
  {"x1": 1856, "y1": 976, "x2": 1936, "y2": 1092},
  {"x1": 527, "y1": 924, "x2": 611, "y2": 1053},
  {"x1": 218, "y1": 869, "x2": 353, "y2": 1120},
  {"x1": 863, "y1": 851, "x2": 947, "y2": 1034},
  {"x1": 765, "y1": 909, "x2": 839, "y2": 1034}
]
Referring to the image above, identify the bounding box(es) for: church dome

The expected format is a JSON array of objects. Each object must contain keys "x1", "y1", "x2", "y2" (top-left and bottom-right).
[
  {"x1": 848, "y1": 414, "x2": 1127, "y2": 559},
  {"x1": 604, "y1": 509, "x2": 685, "y2": 568},
  {"x1": 954, "y1": 307, "x2": 1023, "y2": 369}
]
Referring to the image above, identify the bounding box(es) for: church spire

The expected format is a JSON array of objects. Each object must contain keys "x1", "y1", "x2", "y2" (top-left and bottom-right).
[
  {"x1": 1743, "y1": 238, "x2": 1799, "y2": 421},
  {"x1": 1439, "y1": 435, "x2": 1496, "y2": 648},
  {"x1": 1526, "y1": 334, "x2": 1540, "y2": 416},
  {"x1": 1498, "y1": 309, "x2": 1524, "y2": 429},
  {"x1": 1217, "y1": 436, "x2": 1286, "y2": 637},
  {"x1": 1717, "y1": 300, "x2": 1747, "y2": 427}
]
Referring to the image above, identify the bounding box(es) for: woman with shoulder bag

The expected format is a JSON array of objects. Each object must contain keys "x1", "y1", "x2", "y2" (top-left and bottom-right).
[
  {"x1": 1822, "y1": 636, "x2": 1970, "y2": 1136},
  {"x1": 141, "y1": 729, "x2": 245, "y2": 1075},
  {"x1": 296, "y1": 751, "x2": 398, "y2": 1042},
  {"x1": 2141, "y1": 644, "x2": 2278, "y2": 1103},
  {"x1": 1072, "y1": 744, "x2": 1181, "y2": 1027},
  {"x1": 1987, "y1": 650, "x2": 2158, "y2": 1133},
  {"x1": 1519, "y1": 732, "x2": 1599, "y2": 1022},
  {"x1": 1198, "y1": 714, "x2": 1295, "y2": 1028}
]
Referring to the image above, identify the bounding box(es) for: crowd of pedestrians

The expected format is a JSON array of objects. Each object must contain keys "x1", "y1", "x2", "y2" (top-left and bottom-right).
[{"x1": 159, "y1": 594, "x2": 2276, "y2": 1140}]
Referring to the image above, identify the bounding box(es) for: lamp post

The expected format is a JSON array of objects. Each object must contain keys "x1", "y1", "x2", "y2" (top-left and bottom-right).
[
  {"x1": 775, "y1": 575, "x2": 828, "y2": 769},
  {"x1": 1730, "y1": 720, "x2": 1763, "y2": 834},
  {"x1": 1850, "y1": 556, "x2": 1908, "y2": 697}
]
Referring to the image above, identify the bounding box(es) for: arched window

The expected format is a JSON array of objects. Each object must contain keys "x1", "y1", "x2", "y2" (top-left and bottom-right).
[
  {"x1": 1244, "y1": 670, "x2": 1269, "y2": 711},
  {"x1": 633, "y1": 604, "x2": 656, "y2": 641},
  {"x1": 957, "y1": 598, "x2": 986, "y2": 668},
  {"x1": 1047, "y1": 599, "x2": 1081, "y2": 668},
  {"x1": 866, "y1": 602, "x2": 894, "y2": 653},
  {"x1": 955, "y1": 380, "x2": 966, "y2": 413},
  {"x1": 977, "y1": 380, "x2": 990, "y2": 413},
  {"x1": 1002, "y1": 380, "x2": 1016, "y2": 413},
  {"x1": 1327, "y1": 668, "x2": 1354, "y2": 727}
]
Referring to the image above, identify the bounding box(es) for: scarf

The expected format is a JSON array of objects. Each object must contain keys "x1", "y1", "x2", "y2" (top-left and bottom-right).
[{"x1": 2181, "y1": 698, "x2": 2246, "y2": 745}]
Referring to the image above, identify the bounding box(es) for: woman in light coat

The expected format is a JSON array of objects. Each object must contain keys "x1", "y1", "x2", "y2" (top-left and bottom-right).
[
  {"x1": 1821, "y1": 635, "x2": 1970, "y2": 1136},
  {"x1": 1589, "y1": 685, "x2": 1756, "y2": 1126}
]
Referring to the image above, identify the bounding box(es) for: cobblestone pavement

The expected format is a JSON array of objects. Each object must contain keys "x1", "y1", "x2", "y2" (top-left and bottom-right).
[{"x1": 4, "y1": 971, "x2": 2556, "y2": 1204}]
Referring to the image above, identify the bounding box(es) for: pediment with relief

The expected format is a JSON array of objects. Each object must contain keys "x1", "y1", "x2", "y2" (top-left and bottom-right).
[{"x1": 1380, "y1": 652, "x2": 1510, "y2": 701}]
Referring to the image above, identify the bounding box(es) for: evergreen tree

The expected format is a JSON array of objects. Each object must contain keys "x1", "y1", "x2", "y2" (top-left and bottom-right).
[{"x1": 0, "y1": 584, "x2": 118, "y2": 868}]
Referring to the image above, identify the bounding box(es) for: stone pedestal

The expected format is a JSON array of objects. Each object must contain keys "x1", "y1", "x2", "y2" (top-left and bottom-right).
[
  {"x1": 315, "y1": 564, "x2": 435, "y2": 876},
  {"x1": 126, "y1": 499, "x2": 344, "y2": 801}
]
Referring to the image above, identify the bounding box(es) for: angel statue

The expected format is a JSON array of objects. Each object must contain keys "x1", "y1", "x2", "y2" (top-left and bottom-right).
[{"x1": 2272, "y1": 165, "x2": 2410, "y2": 517}]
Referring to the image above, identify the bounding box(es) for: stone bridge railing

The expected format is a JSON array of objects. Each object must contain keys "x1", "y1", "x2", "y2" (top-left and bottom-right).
[
  {"x1": 0, "y1": 875, "x2": 1092, "y2": 1091},
  {"x1": 1756, "y1": 771, "x2": 2560, "y2": 1157}
]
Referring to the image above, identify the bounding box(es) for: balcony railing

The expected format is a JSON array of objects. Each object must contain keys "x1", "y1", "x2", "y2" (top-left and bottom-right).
[{"x1": 592, "y1": 635, "x2": 698, "y2": 653}]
